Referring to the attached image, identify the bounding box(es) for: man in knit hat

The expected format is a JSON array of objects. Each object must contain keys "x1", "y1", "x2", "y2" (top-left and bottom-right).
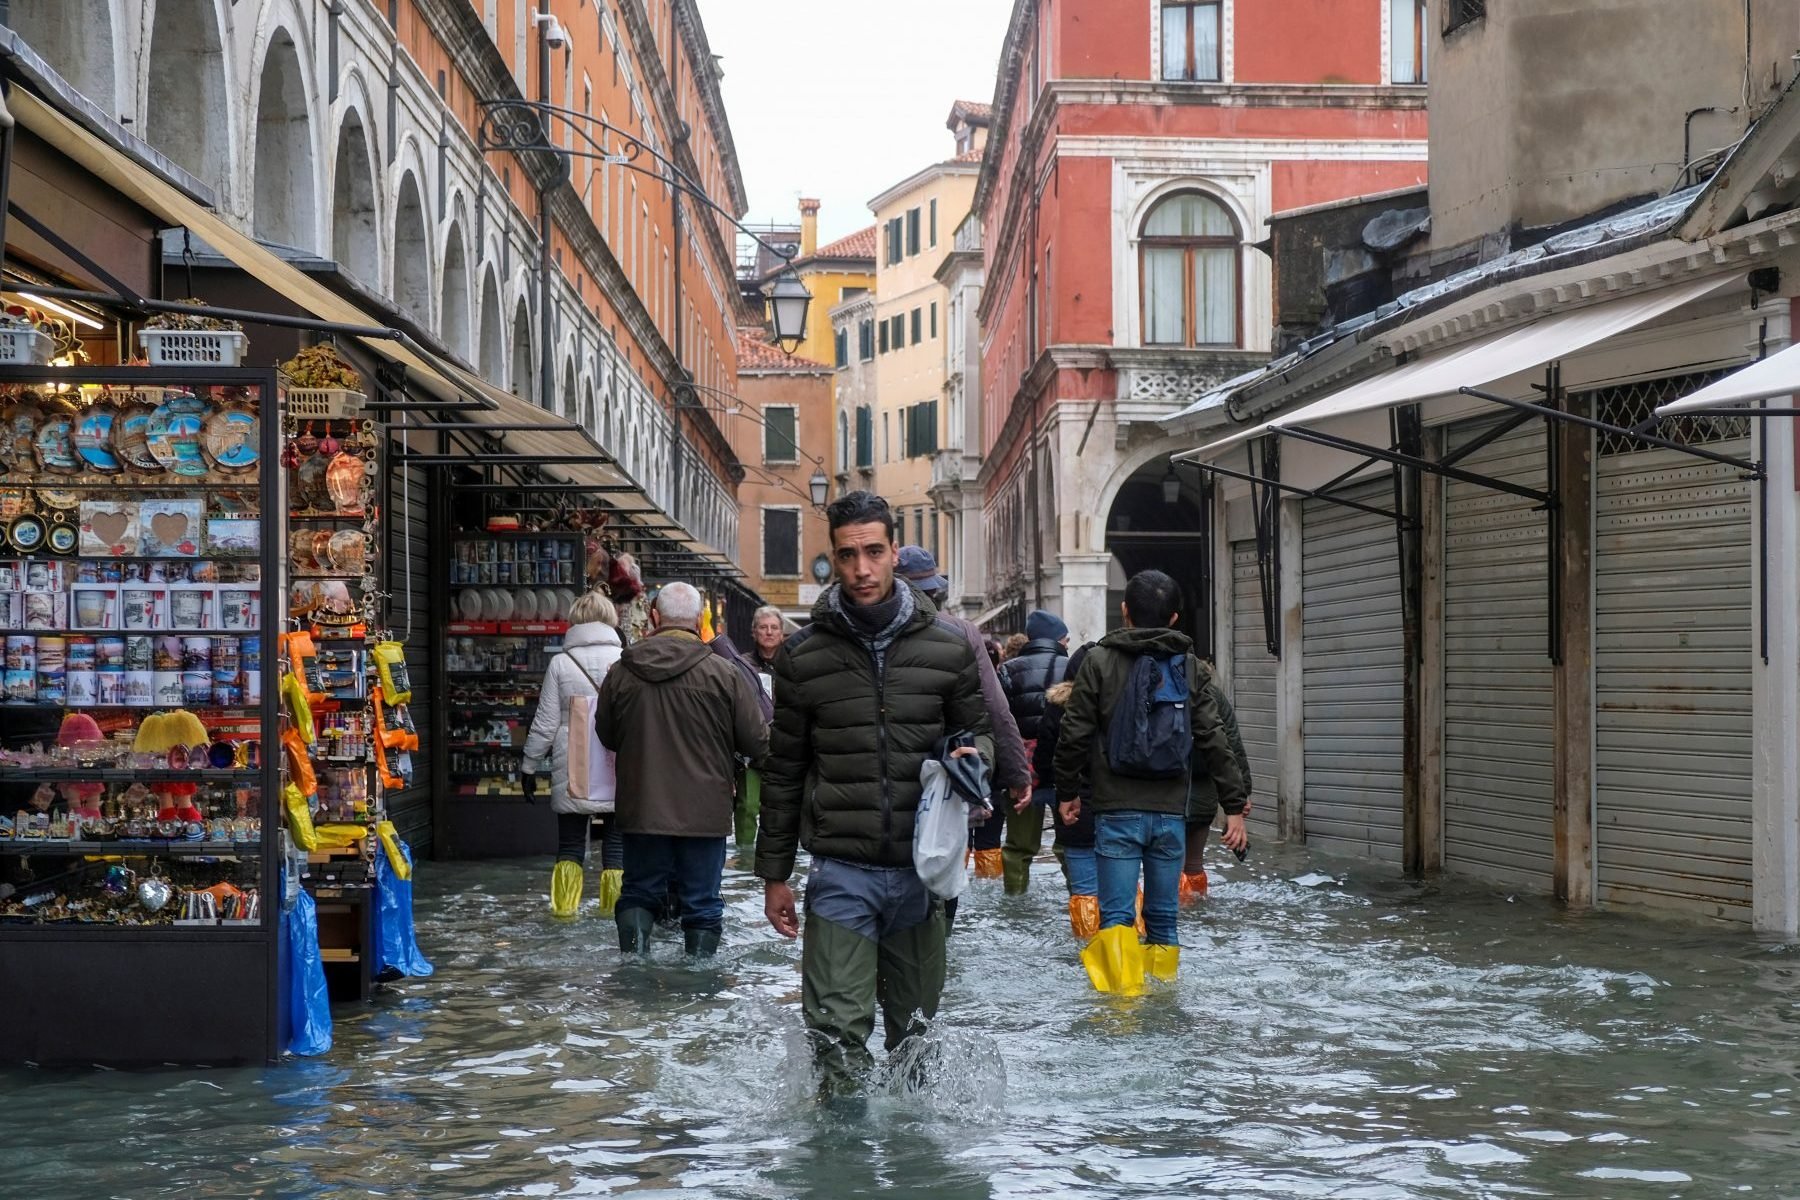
[{"x1": 998, "y1": 608, "x2": 1070, "y2": 894}]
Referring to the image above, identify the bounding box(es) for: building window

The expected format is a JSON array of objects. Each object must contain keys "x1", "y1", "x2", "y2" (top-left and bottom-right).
[
  {"x1": 907, "y1": 208, "x2": 921, "y2": 256},
  {"x1": 913, "y1": 507, "x2": 925, "y2": 548},
  {"x1": 764, "y1": 405, "x2": 798, "y2": 464},
  {"x1": 1391, "y1": 0, "x2": 1427, "y2": 82},
  {"x1": 883, "y1": 411, "x2": 891, "y2": 462},
  {"x1": 859, "y1": 318, "x2": 875, "y2": 360},
  {"x1": 1139, "y1": 191, "x2": 1239, "y2": 347},
  {"x1": 893, "y1": 315, "x2": 907, "y2": 348},
  {"x1": 856, "y1": 405, "x2": 873, "y2": 468},
  {"x1": 903, "y1": 400, "x2": 939, "y2": 458},
  {"x1": 930, "y1": 199, "x2": 938, "y2": 247},
  {"x1": 1160, "y1": 1, "x2": 1221, "y2": 82},
  {"x1": 886, "y1": 217, "x2": 904, "y2": 264},
  {"x1": 930, "y1": 302, "x2": 938, "y2": 339},
  {"x1": 1445, "y1": 0, "x2": 1484, "y2": 34},
  {"x1": 834, "y1": 328, "x2": 849, "y2": 368},
  {"x1": 879, "y1": 321, "x2": 889, "y2": 354},
  {"x1": 762, "y1": 507, "x2": 801, "y2": 578},
  {"x1": 838, "y1": 410, "x2": 850, "y2": 469},
  {"x1": 911, "y1": 308, "x2": 922, "y2": 345}
]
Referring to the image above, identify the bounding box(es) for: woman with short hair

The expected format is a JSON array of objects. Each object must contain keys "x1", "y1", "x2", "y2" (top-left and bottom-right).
[{"x1": 522, "y1": 589, "x2": 626, "y2": 919}]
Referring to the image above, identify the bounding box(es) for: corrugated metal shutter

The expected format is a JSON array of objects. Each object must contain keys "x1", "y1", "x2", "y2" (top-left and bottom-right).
[
  {"x1": 1230, "y1": 540, "x2": 1279, "y2": 840},
  {"x1": 1301, "y1": 480, "x2": 1404, "y2": 863},
  {"x1": 1594, "y1": 440, "x2": 1753, "y2": 920},
  {"x1": 382, "y1": 461, "x2": 435, "y2": 855},
  {"x1": 1441, "y1": 421, "x2": 1554, "y2": 889}
]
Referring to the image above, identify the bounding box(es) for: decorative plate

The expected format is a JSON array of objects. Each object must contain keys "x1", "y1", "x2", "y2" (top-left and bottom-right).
[
  {"x1": 200, "y1": 404, "x2": 259, "y2": 474},
  {"x1": 289, "y1": 529, "x2": 317, "y2": 572},
  {"x1": 33, "y1": 412, "x2": 80, "y2": 474},
  {"x1": 514, "y1": 589, "x2": 538, "y2": 620},
  {"x1": 327, "y1": 529, "x2": 368, "y2": 575},
  {"x1": 7, "y1": 513, "x2": 45, "y2": 553},
  {"x1": 324, "y1": 452, "x2": 366, "y2": 513},
  {"x1": 0, "y1": 489, "x2": 29, "y2": 520},
  {"x1": 0, "y1": 400, "x2": 43, "y2": 476},
  {"x1": 112, "y1": 402, "x2": 163, "y2": 472},
  {"x1": 72, "y1": 404, "x2": 122, "y2": 473},
  {"x1": 296, "y1": 451, "x2": 330, "y2": 510},
  {"x1": 458, "y1": 588, "x2": 484, "y2": 621},
  {"x1": 146, "y1": 392, "x2": 210, "y2": 477},
  {"x1": 46, "y1": 521, "x2": 77, "y2": 555},
  {"x1": 35, "y1": 486, "x2": 78, "y2": 511}
]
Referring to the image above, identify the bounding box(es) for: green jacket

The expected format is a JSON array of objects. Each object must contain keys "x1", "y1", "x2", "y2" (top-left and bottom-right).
[
  {"x1": 756, "y1": 583, "x2": 995, "y2": 880},
  {"x1": 1053, "y1": 626, "x2": 1248, "y2": 819},
  {"x1": 1188, "y1": 681, "x2": 1253, "y2": 826}
]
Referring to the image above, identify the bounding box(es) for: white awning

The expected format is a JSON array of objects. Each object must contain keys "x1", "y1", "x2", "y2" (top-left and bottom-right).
[
  {"x1": 1655, "y1": 341, "x2": 1800, "y2": 415},
  {"x1": 1178, "y1": 274, "x2": 1733, "y2": 464},
  {"x1": 972, "y1": 601, "x2": 1013, "y2": 629}
]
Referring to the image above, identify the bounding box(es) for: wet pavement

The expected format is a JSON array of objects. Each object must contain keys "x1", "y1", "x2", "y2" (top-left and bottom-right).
[{"x1": 4, "y1": 840, "x2": 1800, "y2": 1198}]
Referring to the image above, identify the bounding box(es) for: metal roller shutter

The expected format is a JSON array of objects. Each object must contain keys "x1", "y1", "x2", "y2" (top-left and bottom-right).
[
  {"x1": 1230, "y1": 541, "x2": 1279, "y2": 840},
  {"x1": 1301, "y1": 480, "x2": 1405, "y2": 863},
  {"x1": 1441, "y1": 422, "x2": 1554, "y2": 889},
  {"x1": 382, "y1": 460, "x2": 435, "y2": 855},
  {"x1": 1594, "y1": 437, "x2": 1753, "y2": 920}
]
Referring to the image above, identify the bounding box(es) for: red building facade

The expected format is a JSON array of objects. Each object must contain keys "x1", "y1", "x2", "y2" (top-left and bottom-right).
[{"x1": 975, "y1": 0, "x2": 1429, "y2": 644}]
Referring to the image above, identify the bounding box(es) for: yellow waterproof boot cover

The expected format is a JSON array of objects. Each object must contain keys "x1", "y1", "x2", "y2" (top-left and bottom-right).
[
  {"x1": 1179, "y1": 870, "x2": 1209, "y2": 903},
  {"x1": 550, "y1": 860, "x2": 583, "y2": 919},
  {"x1": 1069, "y1": 894, "x2": 1100, "y2": 942},
  {"x1": 597, "y1": 868, "x2": 624, "y2": 918},
  {"x1": 1148, "y1": 944, "x2": 1181, "y2": 983},
  {"x1": 973, "y1": 848, "x2": 1004, "y2": 879},
  {"x1": 1081, "y1": 925, "x2": 1146, "y2": 996}
]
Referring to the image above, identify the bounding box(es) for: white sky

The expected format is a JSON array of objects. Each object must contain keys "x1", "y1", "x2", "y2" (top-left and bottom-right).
[{"x1": 695, "y1": 0, "x2": 1016, "y2": 245}]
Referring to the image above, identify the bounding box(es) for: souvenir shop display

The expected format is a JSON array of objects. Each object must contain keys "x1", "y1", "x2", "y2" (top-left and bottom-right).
[{"x1": 0, "y1": 372, "x2": 275, "y2": 947}]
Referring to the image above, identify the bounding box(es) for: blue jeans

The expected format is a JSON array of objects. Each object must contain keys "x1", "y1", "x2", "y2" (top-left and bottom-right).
[
  {"x1": 618, "y1": 834, "x2": 728, "y2": 932},
  {"x1": 1063, "y1": 846, "x2": 1099, "y2": 896},
  {"x1": 1095, "y1": 812, "x2": 1185, "y2": 946}
]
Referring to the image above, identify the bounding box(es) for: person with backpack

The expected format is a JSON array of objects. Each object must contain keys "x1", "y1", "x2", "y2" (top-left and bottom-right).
[
  {"x1": 593, "y1": 582, "x2": 770, "y2": 958},
  {"x1": 521, "y1": 590, "x2": 626, "y2": 920},
  {"x1": 1054, "y1": 569, "x2": 1247, "y2": 994},
  {"x1": 1182, "y1": 684, "x2": 1254, "y2": 901},
  {"x1": 999, "y1": 609, "x2": 1070, "y2": 895}
]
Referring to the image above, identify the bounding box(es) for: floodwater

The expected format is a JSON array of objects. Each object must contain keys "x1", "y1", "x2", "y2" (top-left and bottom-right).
[{"x1": 5, "y1": 841, "x2": 1800, "y2": 1199}]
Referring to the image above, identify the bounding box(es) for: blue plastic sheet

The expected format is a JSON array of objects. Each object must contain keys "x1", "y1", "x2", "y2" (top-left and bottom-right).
[
  {"x1": 284, "y1": 888, "x2": 334, "y2": 1057},
  {"x1": 373, "y1": 840, "x2": 434, "y2": 980}
]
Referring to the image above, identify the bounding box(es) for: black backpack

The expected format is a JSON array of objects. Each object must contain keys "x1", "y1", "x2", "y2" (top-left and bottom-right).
[{"x1": 1105, "y1": 652, "x2": 1193, "y2": 779}]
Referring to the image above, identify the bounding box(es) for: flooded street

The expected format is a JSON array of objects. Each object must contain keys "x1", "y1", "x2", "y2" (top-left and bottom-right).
[{"x1": 6, "y1": 842, "x2": 1800, "y2": 1198}]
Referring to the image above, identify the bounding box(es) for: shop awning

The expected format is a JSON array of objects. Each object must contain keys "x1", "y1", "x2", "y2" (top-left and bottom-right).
[
  {"x1": 972, "y1": 600, "x2": 1013, "y2": 629},
  {"x1": 1655, "y1": 341, "x2": 1800, "y2": 415},
  {"x1": 1177, "y1": 274, "x2": 1732, "y2": 464},
  {"x1": 7, "y1": 88, "x2": 505, "y2": 412}
]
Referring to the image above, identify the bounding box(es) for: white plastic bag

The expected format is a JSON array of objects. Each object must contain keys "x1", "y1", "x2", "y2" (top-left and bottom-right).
[{"x1": 915, "y1": 759, "x2": 971, "y2": 899}]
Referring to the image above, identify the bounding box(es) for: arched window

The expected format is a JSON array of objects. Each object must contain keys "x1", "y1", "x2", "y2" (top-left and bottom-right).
[{"x1": 1139, "y1": 191, "x2": 1239, "y2": 348}]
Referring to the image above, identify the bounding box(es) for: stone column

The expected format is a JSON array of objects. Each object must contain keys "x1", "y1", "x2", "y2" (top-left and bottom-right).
[
  {"x1": 1275, "y1": 498, "x2": 1306, "y2": 843},
  {"x1": 1058, "y1": 552, "x2": 1113, "y2": 647},
  {"x1": 1753, "y1": 380, "x2": 1800, "y2": 934}
]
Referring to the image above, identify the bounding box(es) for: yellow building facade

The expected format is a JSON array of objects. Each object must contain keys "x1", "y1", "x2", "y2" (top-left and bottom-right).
[{"x1": 759, "y1": 199, "x2": 877, "y2": 375}]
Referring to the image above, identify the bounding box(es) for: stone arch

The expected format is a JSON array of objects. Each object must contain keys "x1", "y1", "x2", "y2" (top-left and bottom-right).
[
  {"x1": 330, "y1": 108, "x2": 379, "y2": 283},
  {"x1": 510, "y1": 298, "x2": 535, "y2": 402},
  {"x1": 440, "y1": 221, "x2": 473, "y2": 361},
  {"x1": 11, "y1": 0, "x2": 117, "y2": 114},
  {"x1": 251, "y1": 27, "x2": 318, "y2": 250},
  {"x1": 144, "y1": 0, "x2": 232, "y2": 194},
  {"x1": 560, "y1": 357, "x2": 577, "y2": 421},
  {"x1": 476, "y1": 267, "x2": 505, "y2": 384},
  {"x1": 392, "y1": 172, "x2": 432, "y2": 324},
  {"x1": 581, "y1": 377, "x2": 598, "y2": 435}
]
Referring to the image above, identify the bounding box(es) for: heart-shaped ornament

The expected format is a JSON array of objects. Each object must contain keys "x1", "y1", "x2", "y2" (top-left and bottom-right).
[
  {"x1": 89, "y1": 509, "x2": 130, "y2": 549},
  {"x1": 150, "y1": 510, "x2": 189, "y2": 548},
  {"x1": 137, "y1": 877, "x2": 172, "y2": 912}
]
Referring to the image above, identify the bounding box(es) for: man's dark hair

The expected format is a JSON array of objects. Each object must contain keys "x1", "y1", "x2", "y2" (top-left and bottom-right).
[
  {"x1": 1123, "y1": 569, "x2": 1182, "y2": 628},
  {"x1": 826, "y1": 490, "x2": 896, "y2": 541}
]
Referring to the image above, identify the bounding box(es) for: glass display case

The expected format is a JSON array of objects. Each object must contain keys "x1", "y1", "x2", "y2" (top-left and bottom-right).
[{"x1": 0, "y1": 366, "x2": 282, "y2": 1065}]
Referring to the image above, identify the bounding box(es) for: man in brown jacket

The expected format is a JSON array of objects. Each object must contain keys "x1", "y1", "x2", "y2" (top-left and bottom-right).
[{"x1": 595, "y1": 581, "x2": 770, "y2": 957}]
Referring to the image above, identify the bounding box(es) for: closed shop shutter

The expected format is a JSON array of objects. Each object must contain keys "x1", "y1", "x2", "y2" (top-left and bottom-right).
[
  {"x1": 382, "y1": 461, "x2": 435, "y2": 855},
  {"x1": 1301, "y1": 480, "x2": 1405, "y2": 863},
  {"x1": 1230, "y1": 540, "x2": 1279, "y2": 840},
  {"x1": 1594, "y1": 431, "x2": 1753, "y2": 920},
  {"x1": 1441, "y1": 421, "x2": 1553, "y2": 889}
]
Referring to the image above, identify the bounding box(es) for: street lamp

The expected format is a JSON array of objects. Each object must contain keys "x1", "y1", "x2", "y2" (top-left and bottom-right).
[
  {"x1": 767, "y1": 270, "x2": 812, "y2": 351},
  {"x1": 809, "y1": 469, "x2": 829, "y2": 508},
  {"x1": 1162, "y1": 464, "x2": 1182, "y2": 505}
]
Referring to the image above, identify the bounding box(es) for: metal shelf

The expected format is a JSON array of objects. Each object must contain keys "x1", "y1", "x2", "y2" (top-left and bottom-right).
[
  {"x1": 0, "y1": 839, "x2": 262, "y2": 857},
  {"x1": 0, "y1": 769, "x2": 261, "y2": 783}
]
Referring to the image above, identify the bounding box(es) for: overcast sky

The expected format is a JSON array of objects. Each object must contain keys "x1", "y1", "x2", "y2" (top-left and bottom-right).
[{"x1": 695, "y1": 0, "x2": 1015, "y2": 244}]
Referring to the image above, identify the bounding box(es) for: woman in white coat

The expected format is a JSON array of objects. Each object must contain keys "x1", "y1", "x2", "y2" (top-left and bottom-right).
[{"x1": 522, "y1": 590, "x2": 625, "y2": 918}]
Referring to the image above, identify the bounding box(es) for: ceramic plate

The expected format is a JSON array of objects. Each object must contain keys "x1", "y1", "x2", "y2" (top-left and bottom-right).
[
  {"x1": 514, "y1": 590, "x2": 538, "y2": 620},
  {"x1": 486, "y1": 588, "x2": 514, "y2": 622},
  {"x1": 146, "y1": 393, "x2": 209, "y2": 477},
  {"x1": 201, "y1": 405, "x2": 259, "y2": 474},
  {"x1": 33, "y1": 412, "x2": 80, "y2": 474},
  {"x1": 73, "y1": 405, "x2": 122, "y2": 473},
  {"x1": 112, "y1": 403, "x2": 163, "y2": 472},
  {"x1": 457, "y1": 589, "x2": 483, "y2": 622},
  {"x1": 8, "y1": 513, "x2": 45, "y2": 553},
  {"x1": 46, "y1": 521, "x2": 77, "y2": 555}
]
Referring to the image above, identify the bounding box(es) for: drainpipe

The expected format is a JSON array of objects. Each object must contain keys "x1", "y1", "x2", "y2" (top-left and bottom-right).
[
  {"x1": 536, "y1": 0, "x2": 555, "y2": 412},
  {"x1": 669, "y1": 41, "x2": 687, "y2": 528}
]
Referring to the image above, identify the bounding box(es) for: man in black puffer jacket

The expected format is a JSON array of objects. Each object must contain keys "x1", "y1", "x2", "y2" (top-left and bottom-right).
[
  {"x1": 758, "y1": 491, "x2": 993, "y2": 1097},
  {"x1": 998, "y1": 609, "x2": 1070, "y2": 893}
]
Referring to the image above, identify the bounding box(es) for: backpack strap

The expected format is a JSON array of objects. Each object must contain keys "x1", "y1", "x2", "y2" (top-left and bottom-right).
[{"x1": 560, "y1": 649, "x2": 605, "y2": 693}]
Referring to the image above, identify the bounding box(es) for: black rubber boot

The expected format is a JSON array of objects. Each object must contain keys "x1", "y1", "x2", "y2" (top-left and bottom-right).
[
  {"x1": 616, "y1": 906, "x2": 655, "y2": 953},
  {"x1": 683, "y1": 927, "x2": 722, "y2": 958}
]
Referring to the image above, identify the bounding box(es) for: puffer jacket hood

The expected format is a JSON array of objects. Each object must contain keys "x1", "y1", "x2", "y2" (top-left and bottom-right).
[
  {"x1": 619, "y1": 629, "x2": 713, "y2": 682},
  {"x1": 1097, "y1": 625, "x2": 1193, "y2": 659}
]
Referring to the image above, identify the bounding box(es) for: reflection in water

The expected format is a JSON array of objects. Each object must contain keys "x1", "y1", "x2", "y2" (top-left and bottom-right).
[{"x1": 2, "y1": 842, "x2": 1799, "y2": 1197}]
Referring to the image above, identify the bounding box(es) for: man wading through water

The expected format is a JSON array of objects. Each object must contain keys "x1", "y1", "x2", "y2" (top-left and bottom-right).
[{"x1": 757, "y1": 491, "x2": 993, "y2": 1096}]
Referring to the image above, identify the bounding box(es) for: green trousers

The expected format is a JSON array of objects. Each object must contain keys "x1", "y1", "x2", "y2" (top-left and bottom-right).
[
  {"x1": 1001, "y1": 805, "x2": 1046, "y2": 895},
  {"x1": 734, "y1": 768, "x2": 761, "y2": 850},
  {"x1": 801, "y1": 906, "x2": 946, "y2": 1094}
]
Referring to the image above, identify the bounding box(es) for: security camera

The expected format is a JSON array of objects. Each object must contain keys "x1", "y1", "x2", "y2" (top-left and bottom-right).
[{"x1": 533, "y1": 13, "x2": 568, "y2": 50}]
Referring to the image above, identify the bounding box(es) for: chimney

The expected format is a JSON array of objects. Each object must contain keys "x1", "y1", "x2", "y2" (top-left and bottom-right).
[{"x1": 799, "y1": 197, "x2": 821, "y2": 258}]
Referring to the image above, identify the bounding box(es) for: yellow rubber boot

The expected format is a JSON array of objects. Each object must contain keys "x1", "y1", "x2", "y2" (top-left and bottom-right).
[
  {"x1": 597, "y1": 868, "x2": 624, "y2": 919},
  {"x1": 1147, "y1": 944, "x2": 1181, "y2": 982},
  {"x1": 1080, "y1": 925, "x2": 1146, "y2": 996},
  {"x1": 1179, "y1": 870, "x2": 1209, "y2": 903},
  {"x1": 972, "y1": 848, "x2": 1004, "y2": 879},
  {"x1": 550, "y1": 860, "x2": 583, "y2": 919},
  {"x1": 1069, "y1": 894, "x2": 1100, "y2": 942}
]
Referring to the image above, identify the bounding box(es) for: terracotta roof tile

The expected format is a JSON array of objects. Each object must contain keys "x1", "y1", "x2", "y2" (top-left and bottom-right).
[
  {"x1": 736, "y1": 326, "x2": 830, "y2": 372},
  {"x1": 813, "y1": 224, "x2": 877, "y2": 260},
  {"x1": 949, "y1": 100, "x2": 993, "y2": 125}
]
